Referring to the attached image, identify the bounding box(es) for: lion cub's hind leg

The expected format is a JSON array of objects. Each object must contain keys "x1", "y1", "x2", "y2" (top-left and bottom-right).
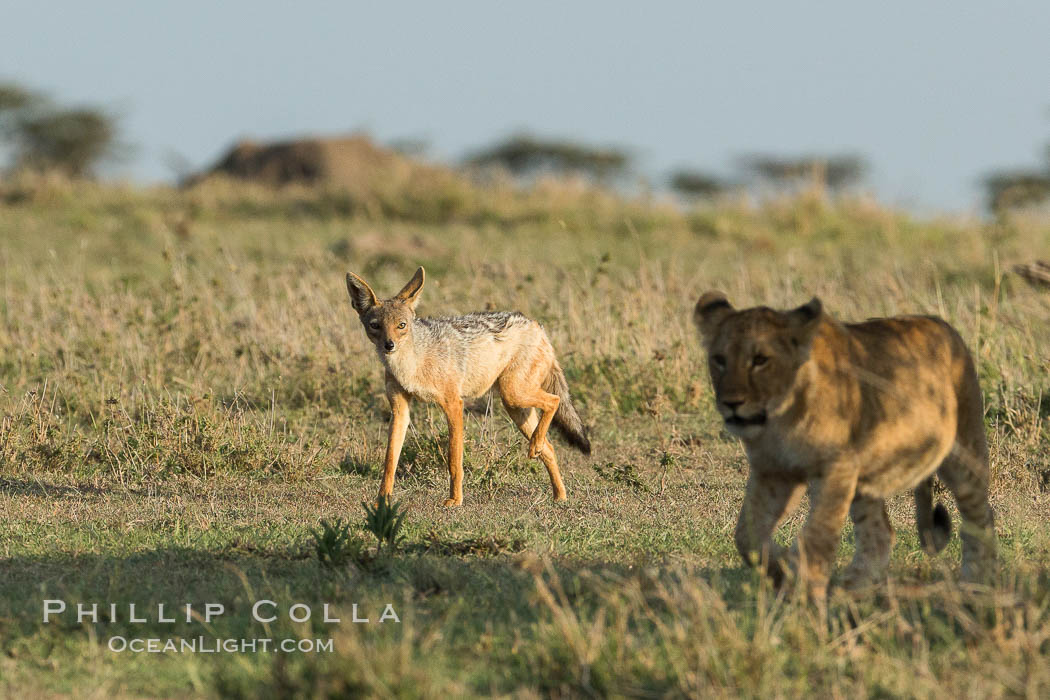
[
  {"x1": 937, "y1": 358, "x2": 998, "y2": 584},
  {"x1": 503, "y1": 401, "x2": 567, "y2": 502},
  {"x1": 843, "y1": 496, "x2": 895, "y2": 591},
  {"x1": 938, "y1": 449, "x2": 997, "y2": 584}
]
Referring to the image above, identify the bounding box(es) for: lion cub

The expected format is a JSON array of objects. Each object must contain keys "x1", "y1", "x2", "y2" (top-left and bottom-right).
[{"x1": 694, "y1": 292, "x2": 997, "y2": 600}]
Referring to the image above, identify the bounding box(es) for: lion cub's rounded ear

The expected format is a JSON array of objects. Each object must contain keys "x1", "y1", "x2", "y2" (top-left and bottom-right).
[
  {"x1": 395, "y1": 266, "x2": 425, "y2": 310},
  {"x1": 346, "y1": 272, "x2": 378, "y2": 316},
  {"x1": 693, "y1": 291, "x2": 734, "y2": 339},
  {"x1": 788, "y1": 297, "x2": 822, "y2": 327},
  {"x1": 787, "y1": 297, "x2": 823, "y2": 348}
]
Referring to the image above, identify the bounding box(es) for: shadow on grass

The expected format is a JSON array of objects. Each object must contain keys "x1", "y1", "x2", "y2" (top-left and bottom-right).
[
  {"x1": 0, "y1": 542, "x2": 752, "y2": 649},
  {"x1": 0, "y1": 476, "x2": 128, "y2": 498},
  {"x1": 5, "y1": 541, "x2": 1029, "y2": 699}
]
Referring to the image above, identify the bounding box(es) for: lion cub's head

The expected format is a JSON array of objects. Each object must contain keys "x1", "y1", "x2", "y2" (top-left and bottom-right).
[{"x1": 693, "y1": 291, "x2": 823, "y2": 439}]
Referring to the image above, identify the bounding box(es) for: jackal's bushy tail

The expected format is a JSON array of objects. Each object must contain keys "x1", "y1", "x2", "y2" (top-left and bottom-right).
[
  {"x1": 543, "y1": 361, "x2": 591, "y2": 455},
  {"x1": 915, "y1": 476, "x2": 951, "y2": 554}
]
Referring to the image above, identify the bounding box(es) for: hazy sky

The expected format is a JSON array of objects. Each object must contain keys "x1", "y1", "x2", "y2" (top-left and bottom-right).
[{"x1": 2, "y1": 1, "x2": 1049, "y2": 212}]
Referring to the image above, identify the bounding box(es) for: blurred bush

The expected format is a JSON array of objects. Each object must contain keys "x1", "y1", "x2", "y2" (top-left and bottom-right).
[
  {"x1": 669, "y1": 169, "x2": 731, "y2": 200},
  {"x1": 984, "y1": 171, "x2": 1050, "y2": 213},
  {"x1": 982, "y1": 120, "x2": 1050, "y2": 214},
  {"x1": 738, "y1": 153, "x2": 866, "y2": 192},
  {"x1": 0, "y1": 81, "x2": 120, "y2": 177},
  {"x1": 465, "y1": 133, "x2": 630, "y2": 182}
]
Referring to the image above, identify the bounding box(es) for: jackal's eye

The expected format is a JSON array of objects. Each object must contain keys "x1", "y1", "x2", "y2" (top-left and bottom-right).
[
  {"x1": 752, "y1": 354, "x2": 769, "y2": 368},
  {"x1": 368, "y1": 321, "x2": 380, "y2": 331},
  {"x1": 397, "y1": 322, "x2": 406, "y2": 329},
  {"x1": 711, "y1": 354, "x2": 727, "y2": 370}
]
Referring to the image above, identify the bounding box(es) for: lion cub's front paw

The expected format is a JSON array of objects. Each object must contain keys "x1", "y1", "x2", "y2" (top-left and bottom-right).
[
  {"x1": 841, "y1": 564, "x2": 886, "y2": 592},
  {"x1": 765, "y1": 546, "x2": 798, "y2": 589},
  {"x1": 442, "y1": 498, "x2": 463, "y2": 508}
]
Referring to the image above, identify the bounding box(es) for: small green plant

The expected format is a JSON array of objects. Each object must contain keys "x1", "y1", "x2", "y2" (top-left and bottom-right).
[
  {"x1": 659, "y1": 452, "x2": 678, "y2": 469},
  {"x1": 593, "y1": 462, "x2": 649, "y2": 493},
  {"x1": 362, "y1": 496, "x2": 407, "y2": 554},
  {"x1": 310, "y1": 518, "x2": 365, "y2": 568}
]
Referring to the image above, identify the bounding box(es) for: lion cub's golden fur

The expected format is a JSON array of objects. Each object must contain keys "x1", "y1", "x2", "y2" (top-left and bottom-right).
[{"x1": 694, "y1": 292, "x2": 997, "y2": 600}]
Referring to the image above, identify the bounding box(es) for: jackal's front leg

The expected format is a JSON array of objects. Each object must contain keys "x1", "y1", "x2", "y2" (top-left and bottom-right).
[
  {"x1": 379, "y1": 386, "x2": 411, "y2": 500},
  {"x1": 439, "y1": 395, "x2": 465, "y2": 507}
]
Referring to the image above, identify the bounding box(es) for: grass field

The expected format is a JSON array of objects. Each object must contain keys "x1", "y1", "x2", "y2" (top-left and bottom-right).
[{"x1": 1, "y1": 175, "x2": 1049, "y2": 697}]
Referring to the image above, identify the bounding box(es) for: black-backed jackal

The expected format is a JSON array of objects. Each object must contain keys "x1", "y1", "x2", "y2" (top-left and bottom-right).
[{"x1": 345, "y1": 267, "x2": 591, "y2": 506}]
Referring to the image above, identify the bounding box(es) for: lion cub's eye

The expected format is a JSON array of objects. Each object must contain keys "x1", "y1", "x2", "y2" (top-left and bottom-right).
[
  {"x1": 398, "y1": 322, "x2": 406, "y2": 329},
  {"x1": 711, "y1": 354, "x2": 727, "y2": 370},
  {"x1": 752, "y1": 354, "x2": 769, "y2": 368}
]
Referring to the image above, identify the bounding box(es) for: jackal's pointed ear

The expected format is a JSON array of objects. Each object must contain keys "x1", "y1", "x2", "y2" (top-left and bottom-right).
[
  {"x1": 395, "y1": 266, "x2": 425, "y2": 310},
  {"x1": 693, "y1": 291, "x2": 733, "y2": 340},
  {"x1": 787, "y1": 297, "x2": 823, "y2": 349},
  {"x1": 345, "y1": 272, "x2": 378, "y2": 316}
]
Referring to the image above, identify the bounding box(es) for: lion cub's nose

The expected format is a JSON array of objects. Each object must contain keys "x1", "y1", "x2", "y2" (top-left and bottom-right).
[{"x1": 722, "y1": 400, "x2": 744, "y2": 411}]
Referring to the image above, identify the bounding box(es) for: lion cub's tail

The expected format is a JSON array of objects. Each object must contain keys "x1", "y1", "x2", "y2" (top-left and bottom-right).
[{"x1": 914, "y1": 477, "x2": 951, "y2": 554}]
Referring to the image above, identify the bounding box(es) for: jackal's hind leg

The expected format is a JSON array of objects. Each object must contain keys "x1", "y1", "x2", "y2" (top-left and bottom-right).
[
  {"x1": 498, "y1": 372, "x2": 560, "y2": 460},
  {"x1": 503, "y1": 402, "x2": 567, "y2": 501}
]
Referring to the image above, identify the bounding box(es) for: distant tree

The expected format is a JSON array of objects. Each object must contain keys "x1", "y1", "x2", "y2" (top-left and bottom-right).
[
  {"x1": 0, "y1": 84, "x2": 39, "y2": 114},
  {"x1": 738, "y1": 153, "x2": 866, "y2": 191},
  {"x1": 0, "y1": 81, "x2": 120, "y2": 177},
  {"x1": 13, "y1": 109, "x2": 117, "y2": 176},
  {"x1": 465, "y1": 134, "x2": 630, "y2": 181},
  {"x1": 983, "y1": 171, "x2": 1050, "y2": 213},
  {"x1": 980, "y1": 109, "x2": 1050, "y2": 213},
  {"x1": 669, "y1": 169, "x2": 729, "y2": 199},
  {"x1": 981, "y1": 121, "x2": 1050, "y2": 213}
]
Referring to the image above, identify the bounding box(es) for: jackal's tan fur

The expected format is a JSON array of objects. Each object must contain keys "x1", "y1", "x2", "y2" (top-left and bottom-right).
[
  {"x1": 345, "y1": 267, "x2": 590, "y2": 506},
  {"x1": 694, "y1": 292, "x2": 997, "y2": 600}
]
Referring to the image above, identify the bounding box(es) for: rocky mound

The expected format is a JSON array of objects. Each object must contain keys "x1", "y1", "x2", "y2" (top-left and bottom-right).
[{"x1": 188, "y1": 134, "x2": 443, "y2": 194}]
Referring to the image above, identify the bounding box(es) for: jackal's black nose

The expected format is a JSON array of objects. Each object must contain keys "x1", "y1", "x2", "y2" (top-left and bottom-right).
[{"x1": 384, "y1": 340, "x2": 395, "y2": 352}]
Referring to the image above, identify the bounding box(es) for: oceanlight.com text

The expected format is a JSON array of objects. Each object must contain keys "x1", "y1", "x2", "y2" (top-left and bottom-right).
[{"x1": 108, "y1": 636, "x2": 336, "y2": 654}]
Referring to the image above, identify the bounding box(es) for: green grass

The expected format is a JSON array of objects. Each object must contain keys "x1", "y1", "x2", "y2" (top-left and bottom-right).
[{"x1": 1, "y1": 177, "x2": 1049, "y2": 697}]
